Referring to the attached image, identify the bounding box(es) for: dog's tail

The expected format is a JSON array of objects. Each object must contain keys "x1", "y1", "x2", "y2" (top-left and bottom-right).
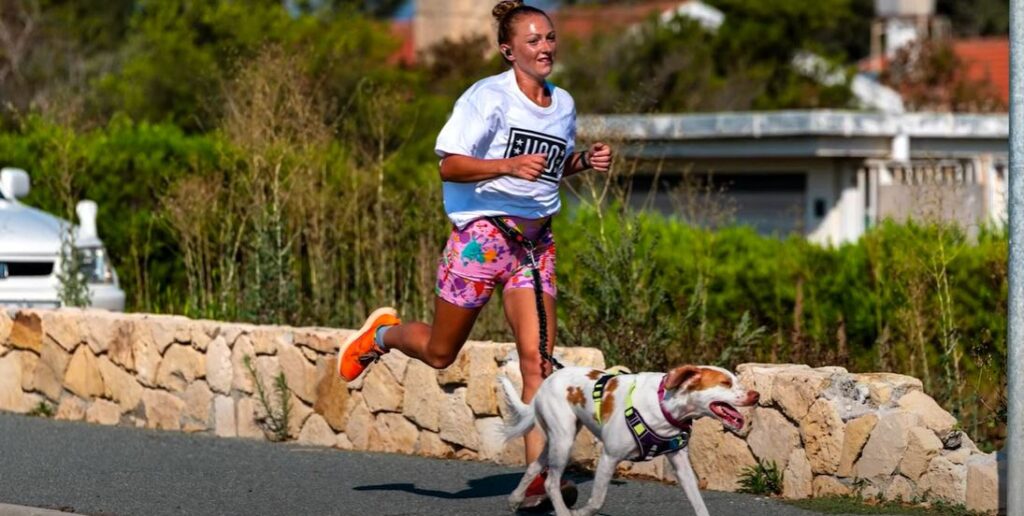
[{"x1": 498, "y1": 376, "x2": 536, "y2": 441}]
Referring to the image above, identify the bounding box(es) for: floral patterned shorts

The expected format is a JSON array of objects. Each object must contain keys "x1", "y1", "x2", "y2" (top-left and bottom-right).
[{"x1": 435, "y1": 216, "x2": 556, "y2": 309}]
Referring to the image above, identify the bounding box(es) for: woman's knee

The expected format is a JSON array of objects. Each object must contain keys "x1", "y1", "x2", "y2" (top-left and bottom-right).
[{"x1": 422, "y1": 348, "x2": 460, "y2": 369}]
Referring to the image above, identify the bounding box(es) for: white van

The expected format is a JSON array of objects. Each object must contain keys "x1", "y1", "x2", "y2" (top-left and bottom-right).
[{"x1": 0, "y1": 167, "x2": 126, "y2": 310}]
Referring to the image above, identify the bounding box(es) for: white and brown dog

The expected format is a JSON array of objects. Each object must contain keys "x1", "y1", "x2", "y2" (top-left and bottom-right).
[{"x1": 500, "y1": 365, "x2": 759, "y2": 516}]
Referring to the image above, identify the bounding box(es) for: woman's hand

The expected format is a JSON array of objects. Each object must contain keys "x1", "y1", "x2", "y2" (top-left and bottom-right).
[
  {"x1": 586, "y1": 142, "x2": 613, "y2": 172},
  {"x1": 506, "y1": 153, "x2": 548, "y2": 181}
]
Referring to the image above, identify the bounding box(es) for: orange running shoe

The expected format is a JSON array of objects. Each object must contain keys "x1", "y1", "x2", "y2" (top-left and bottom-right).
[{"x1": 338, "y1": 307, "x2": 400, "y2": 381}]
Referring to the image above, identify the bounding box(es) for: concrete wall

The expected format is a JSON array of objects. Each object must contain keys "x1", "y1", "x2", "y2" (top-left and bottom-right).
[{"x1": 0, "y1": 309, "x2": 1002, "y2": 513}]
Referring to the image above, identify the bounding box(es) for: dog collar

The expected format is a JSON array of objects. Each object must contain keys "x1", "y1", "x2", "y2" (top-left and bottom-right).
[{"x1": 657, "y1": 376, "x2": 692, "y2": 431}]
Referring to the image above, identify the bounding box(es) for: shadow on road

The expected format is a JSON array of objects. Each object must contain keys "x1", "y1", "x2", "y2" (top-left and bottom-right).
[{"x1": 354, "y1": 473, "x2": 522, "y2": 499}]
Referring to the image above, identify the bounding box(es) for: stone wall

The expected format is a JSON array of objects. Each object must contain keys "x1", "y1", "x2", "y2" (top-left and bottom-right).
[{"x1": 0, "y1": 309, "x2": 1003, "y2": 513}]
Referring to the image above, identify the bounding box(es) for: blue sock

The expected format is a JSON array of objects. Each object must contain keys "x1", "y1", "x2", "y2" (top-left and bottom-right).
[{"x1": 374, "y1": 325, "x2": 393, "y2": 351}]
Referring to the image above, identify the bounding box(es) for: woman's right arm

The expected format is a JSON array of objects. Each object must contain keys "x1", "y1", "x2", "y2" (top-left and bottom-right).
[{"x1": 440, "y1": 153, "x2": 548, "y2": 183}]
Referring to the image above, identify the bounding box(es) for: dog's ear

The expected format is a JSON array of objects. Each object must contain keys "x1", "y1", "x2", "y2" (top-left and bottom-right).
[{"x1": 665, "y1": 365, "x2": 702, "y2": 390}]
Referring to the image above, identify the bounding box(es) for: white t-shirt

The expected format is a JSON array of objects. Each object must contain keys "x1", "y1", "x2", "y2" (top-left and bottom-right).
[{"x1": 435, "y1": 68, "x2": 576, "y2": 229}]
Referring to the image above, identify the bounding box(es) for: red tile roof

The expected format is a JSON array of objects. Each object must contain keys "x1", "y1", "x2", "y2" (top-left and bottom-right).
[
  {"x1": 952, "y1": 38, "x2": 1009, "y2": 104},
  {"x1": 551, "y1": 1, "x2": 685, "y2": 40}
]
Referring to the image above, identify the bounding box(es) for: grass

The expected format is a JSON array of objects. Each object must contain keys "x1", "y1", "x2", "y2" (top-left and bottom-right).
[{"x1": 790, "y1": 496, "x2": 982, "y2": 515}]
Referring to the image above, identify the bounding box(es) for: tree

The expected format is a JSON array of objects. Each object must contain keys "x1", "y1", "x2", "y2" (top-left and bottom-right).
[{"x1": 880, "y1": 40, "x2": 1006, "y2": 113}]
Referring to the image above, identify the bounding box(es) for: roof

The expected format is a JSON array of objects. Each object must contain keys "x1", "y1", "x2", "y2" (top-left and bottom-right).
[
  {"x1": 952, "y1": 38, "x2": 1010, "y2": 104},
  {"x1": 579, "y1": 110, "x2": 1009, "y2": 140},
  {"x1": 551, "y1": 1, "x2": 686, "y2": 40}
]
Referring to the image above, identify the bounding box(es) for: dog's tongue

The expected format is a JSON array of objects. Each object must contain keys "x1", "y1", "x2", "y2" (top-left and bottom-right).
[{"x1": 711, "y1": 402, "x2": 744, "y2": 429}]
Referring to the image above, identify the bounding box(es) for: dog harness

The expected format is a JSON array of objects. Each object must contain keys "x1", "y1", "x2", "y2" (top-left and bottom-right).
[{"x1": 592, "y1": 373, "x2": 692, "y2": 461}]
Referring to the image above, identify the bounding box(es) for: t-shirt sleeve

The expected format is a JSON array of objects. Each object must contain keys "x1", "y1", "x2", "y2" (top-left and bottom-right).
[{"x1": 435, "y1": 95, "x2": 497, "y2": 159}]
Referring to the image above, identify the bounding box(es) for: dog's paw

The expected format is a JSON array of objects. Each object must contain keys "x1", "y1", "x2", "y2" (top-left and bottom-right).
[
  {"x1": 507, "y1": 496, "x2": 522, "y2": 512},
  {"x1": 570, "y1": 508, "x2": 594, "y2": 516}
]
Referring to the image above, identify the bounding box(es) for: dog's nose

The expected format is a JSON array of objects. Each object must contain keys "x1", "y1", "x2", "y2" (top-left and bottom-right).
[{"x1": 748, "y1": 390, "x2": 760, "y2": 404}]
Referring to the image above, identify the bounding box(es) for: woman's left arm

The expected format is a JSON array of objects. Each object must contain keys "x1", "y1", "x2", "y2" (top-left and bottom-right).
[{"x1": 564, "y1": 142, "x2": 613, "y2": 178}]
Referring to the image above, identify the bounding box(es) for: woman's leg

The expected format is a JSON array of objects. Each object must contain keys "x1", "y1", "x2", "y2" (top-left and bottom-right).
[
  {"x1": 382, "y1": 296, "x2": 483, "y2": 369},
  {"x1": 502, "y1": 288, "x2": 557, "y2": 464}
]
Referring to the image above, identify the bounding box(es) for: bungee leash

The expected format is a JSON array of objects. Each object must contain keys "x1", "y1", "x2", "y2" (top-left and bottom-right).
[{"x1": 486, "y1": 216, "x2": 564, "y2": 372}]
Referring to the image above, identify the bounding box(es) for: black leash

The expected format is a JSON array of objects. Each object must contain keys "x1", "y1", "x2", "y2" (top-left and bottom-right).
[{"x1": 486, "y1": 216, "x2": 564, "y2": 372}]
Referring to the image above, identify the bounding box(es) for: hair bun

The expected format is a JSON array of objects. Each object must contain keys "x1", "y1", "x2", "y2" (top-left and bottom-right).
[{"x1": 492, "y1": 0, "x2": 525, "y2": 22}]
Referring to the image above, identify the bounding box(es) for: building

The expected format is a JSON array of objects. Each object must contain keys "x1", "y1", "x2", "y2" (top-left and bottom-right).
[{"x1": 579, "y1": 110, "x2": 1009, "y2": 245}]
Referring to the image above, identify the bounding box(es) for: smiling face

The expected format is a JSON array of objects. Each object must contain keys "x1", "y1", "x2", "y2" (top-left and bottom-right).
[
  {"x1": 500, "y1": 12, "x2": 557, "y2": 80},
  {"x1": 665, "y1": 365, "x2": 759, "y2": 432}
]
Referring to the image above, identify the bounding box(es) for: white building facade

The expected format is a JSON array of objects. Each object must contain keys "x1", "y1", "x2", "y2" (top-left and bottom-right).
[{"x1": 579, "y1": 110, "x2": 1009, "y2": 245}]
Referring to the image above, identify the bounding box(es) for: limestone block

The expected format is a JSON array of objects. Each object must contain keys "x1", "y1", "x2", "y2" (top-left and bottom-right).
[
  {"x1": 231, "y1": 335, "x2": 256, "y2": 394},
  {"x1": 373, "y1": 413, "x2": 420, "y2": 453},
  {"x1": 837, "y1": 413, "x2": 878, "y2": 477},
  {"x1": 855, "y1": 411, "x2": 919, "y2": 480},
  {"x1": 0, "y1": 309, "x2": 11, "y2": 344},
  {"x1": 800, "y1": 399, "x2": 845, "y2": 475},
  {"x1": 190, "y1": 322, "x2": 215, "y2": 352},
  {"x1": 402, "y1": 361, "x2": 444, "y2": 432},
  {"x1": 854, "y1": 373, "x2": 922, "y2": 406},
  {"x1": 381, "y1": 349, "x2": 410, "y2": 382},
  {"x1": 965, "y1": 454, "x2": 998, "y2": 514},
  {"x1": 108, "y1": 320, "x2": 135, "y2": 371},
  {"x1": 899, "y1": 426, "x2": 943, "y2": 481},
  {"x1": 55, "y1": 396, "x2": 87, "y2": 421},
  {"x1": 278, "y1": 343, "x2": 317, "y2": 404},
  {"x1": 142, "y1": 389, "x2": 185, "y2": 430},
  {"x1": 620, "y1": 455, "x2": 667, "y2": 481},
  {"x1": 467, "y1": 345, "x2": 500, "y2": 416},
  {"x1": 10, "y1": 311, "x2": 42, "y2": 352},
  {"x1": 140, "y1": 315, "x2": 183, "y2": 353},
  {"x1": 336, "y1": 433, "x2": 354, "y2": 450},
  {"x1": 415, "y1": 431, "x2": 454, "y2": 459},
  {"x1": 437, "y1": 350, "x2": 470, "y2": 385},
  {"x1": 474, "y1": 416, "x2": 506, "y2": 462},
  {"x1": 313, "y1": 356, "x2": 350, "y2": 432},
  {"x1": 32, "y1": 338, "x2": 70, "y2": 401},
  {"x1": 884, "y1": 476, "x2": 915, "y2": 502},
  {"x1": 897, "y1": 390, "x2": 957, "y2": 437},
  {"x1": 773, "y1": 369, "x2": 830, "y2": 421},
  {"x1": 17, "y1": 350, "x2": 38, "y2": 392},
  {"x1": 812, "y1": 476, "x2": 851, "y2": 498},
  {"x1": 746, "y1": 407, "x2": 801, "y2": 471},
  {"x1": 688, "y1": 417, "x2": 756, "y2": 492},
  {"x1": 40, "y1": 310, "x2": 82, "y2": 351},
  {"x1": 132, "y1": 326, "x2": 162, "y2": 387},
  {"x1": 555, "y1": 346, "x2": 605, "y2": 369},
  {"x1": 0, "y1": 353, "x2": 28, "y2": 412},
  {"x1": 206, "y1": 336, "x2": 233, "y2": 395},
  {"x1": 214, "y1": 396, "x2": 236, "y2": 438},
  {"x1": 294, "y1": 330, "x2": 336, "y2": 354},
  {"x1": 236, "y1": 398, "x2": 263, "y2": 439},
  {"x1": 301, "y1": 347, "x2": 319, "y2": 363},
  {"x1": 944, "y1": 447, "x2": 972, "y2": 465},
  {"x1": 345, "y1": 396, "x2": 376, "y2": 450},
  {"x1": 782, "y1": 448, "x2": 813, "y2": 499},
  {"x1": 155, "y1": 344, "x2": 206, "y2": 393},
  {"x1": 182, "y1": 381, "x2": 213, "y2": 426},
  {"x1": 498, "y1": 434, "x2": 527, "y2": 467},
  {"x1": 570, "y1": 427, "x2": 601, "y2": 468},
  {"x1": 440, "y1": 387, "x2": 480, "y2": 450},
  {"x1": 917, "y1": 456, "x2": 966, "y2": 505},
  {"x1": 737, "y1": 364, "x2": 813, "y2": 406},
  {"x1": 64, "y1": 345, "x2": 105, "y2": 399},
  {"x1": 298, "y1": 413, "x2": 337, "y2": 447},
  {"x1": 85, "y1": 399, "x2": 122, "y2": 426},
  {"x1": 98, "y1": 357, "x2": 143, "y2": 412},
  {"x1": 250, "y1": 329, "x2": 284, "y2": 355},
  {"x1": 287, "y1": 392, "x2": 313, "y2": 438},
  {"x1": 362, "y1": 365, "x2": 403, "y2": 413},
  {"x1": 82, "y1": 312, "x2": 122, "y2": 354}
]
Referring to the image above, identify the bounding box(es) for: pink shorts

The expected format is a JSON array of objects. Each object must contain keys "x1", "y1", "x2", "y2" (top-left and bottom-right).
[{"x1": 435, "y1": 217, "x2": 556, "y2": 309}]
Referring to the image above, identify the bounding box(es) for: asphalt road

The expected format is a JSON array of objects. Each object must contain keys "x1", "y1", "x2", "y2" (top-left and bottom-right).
[{"x1": 0, "y1": 413, "x2": 826, "y2": 516}]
